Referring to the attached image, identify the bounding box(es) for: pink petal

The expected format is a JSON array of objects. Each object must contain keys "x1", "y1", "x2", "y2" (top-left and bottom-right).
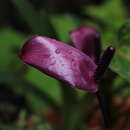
[
  {"x1": 20, "y1": 36, "x2": 98, "y2": 93},
  {"x1": 70, "y1": 26, "x2": 101, "y2": 63}
]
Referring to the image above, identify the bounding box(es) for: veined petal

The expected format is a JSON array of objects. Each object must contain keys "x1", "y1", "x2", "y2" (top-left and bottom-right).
[
  {"x1": 20, "y1": 36, "x2": 98, "y2": 93},
  {"x1": 70, "y1": 26, "x2": 101, "y2": 63}
]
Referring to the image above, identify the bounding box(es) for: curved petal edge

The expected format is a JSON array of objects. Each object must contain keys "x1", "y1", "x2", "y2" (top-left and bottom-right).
[
  {"x1": 70, "y1": 26, "x2": 101, "y2": 63},
  {"x1": 20, "y1": 36, "x2": 98, "y2": 93}
]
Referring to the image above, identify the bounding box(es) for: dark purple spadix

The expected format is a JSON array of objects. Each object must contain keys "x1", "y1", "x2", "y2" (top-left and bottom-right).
[
  {"x1": 20, "y1": 36, "x2": 98, "y2": 93},
  {"x1": 94, "y1": 46, "x2": 115, "y2": 81},
  {"x1": 70, "y1": 26, "x2": 102, "y2": 63}
]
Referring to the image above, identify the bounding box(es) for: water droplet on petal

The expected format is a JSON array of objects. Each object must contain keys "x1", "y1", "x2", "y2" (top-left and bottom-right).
[{"x1": 55, "y1": 49, "x2": 61, "y2": 54}]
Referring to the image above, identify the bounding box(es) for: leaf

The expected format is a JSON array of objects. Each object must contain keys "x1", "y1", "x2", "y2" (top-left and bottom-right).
[
  {"x1": 0, "y1": 125, "x2": 25, "y2": 130},
  {"x1": 0, "y1": 28, "x2": 26, "y2": 70},
  {"x1": 60, "y1": 83, "x2": 79, "y2": 130},
  {"x1": 25, "y1": 68, "x2": 61, "y2": 104},
  {"x1": 0, "y1": 71, "x2": 59, "y2": 111},
  {"x1": 118, "y1": 20, "x2": 130, "y2": 47},
  {"x1": 71, "y1": 94, "x2": 94, "y2": 130},
  {"x1": 110, "y1": 20, "x2": 130, "y2": 88},
  {"x1": 87, "y1": 0, "x2": 126, "y2": 29},
  {"x1": 110, "y1": 46, "x2": 130, "y2": 85},
  {"x1": 62, "y1": 93, "x2": 94, "y2": 130},
  {"x1": 11, "y1": 0, "x2": 56, "y2": 38},
  {"x1": 86, "y1": 0, "x2": 127, "y2": 48},
  {"x1": 51, "y1": 15, "x2": 78, "y2": 42}
]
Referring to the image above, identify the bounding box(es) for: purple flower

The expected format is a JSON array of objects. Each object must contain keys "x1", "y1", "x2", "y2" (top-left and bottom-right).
[
  {"x1": 70, "y1": 26, "x2": 101, "y2": 63},
  {"x1": 20, "y1": 26, "x2": 101, "y2": 93}
]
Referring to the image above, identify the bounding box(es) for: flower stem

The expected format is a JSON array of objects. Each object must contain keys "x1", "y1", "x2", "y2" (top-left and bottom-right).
[
  {"x1": 94, "y1": 46, "x2": 115, "y2": 128},
  {"x1": 96, "y1": 89, "x2": 112, "y2": 128}
]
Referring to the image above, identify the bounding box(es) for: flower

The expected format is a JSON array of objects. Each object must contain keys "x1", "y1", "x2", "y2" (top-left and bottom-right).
[
  {"x1": 20, "y1": 26, "x2": 101, "y2": 93},
  {"x1": 70, "y1": 26, "x2": 101, "y2": 63}
]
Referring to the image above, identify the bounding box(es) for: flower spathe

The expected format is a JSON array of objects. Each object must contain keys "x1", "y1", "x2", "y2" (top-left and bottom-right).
[
  {"x1": 20, "y1": 36, "x2": 98, "y2": 93},
  {"x1": 70, "y1": 26, "x2": 101, "y2": 63}
]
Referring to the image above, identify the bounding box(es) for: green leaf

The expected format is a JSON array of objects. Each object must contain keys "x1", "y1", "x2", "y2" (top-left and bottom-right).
[
  {"x1": 0, "y1": 71, "x2": 59, "y2": 111},
  {"x1": 25, "y1": 68, "x2": 61, "y2": 104},
  {"x1": 12, "y1": 0, "x2": 56, "y2": 38},
  {"x1": 87, "y1": 0, "x2": 126, "y2": 29},
  {"x1": 66, "y1": 94, "x2": 94, "y2": 130},
  {"x1": 110, "y1": 46, "x2": 130, "y2": 84},
  {"x1": 51, "y1": 15, "x2": 78, "y2": 42},
  {"x1": 0, "y1": 28, "x2": 26, "y2": 70},
  {"x1": 0, "y1": 126, "x2": 24, "y2": 130},
  {"x1": 86, "y1": 0, "x2": 127, "y2": 48},
  {"x1": 61, "y1": 92, "x2": 94, "y2": 130},
  {"x1": 118, "y1": 20, "x2": 130, "y2": 47},
  {"x1": 60, "y1": 83, "x2": 79, "y2": 130},
  {"x1": 110, "y1": 20, "x2": 130, "y2": 89}
]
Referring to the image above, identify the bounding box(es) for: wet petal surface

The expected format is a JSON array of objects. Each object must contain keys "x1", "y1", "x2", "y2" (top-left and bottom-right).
[{"x1": 20, "y1": 36, "x2": 98, "y2": 92}]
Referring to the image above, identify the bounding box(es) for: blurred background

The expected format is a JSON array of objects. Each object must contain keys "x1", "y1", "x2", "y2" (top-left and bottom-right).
[{"x1": 1, "y1": 0, "x2": 130, "y2": 129}]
